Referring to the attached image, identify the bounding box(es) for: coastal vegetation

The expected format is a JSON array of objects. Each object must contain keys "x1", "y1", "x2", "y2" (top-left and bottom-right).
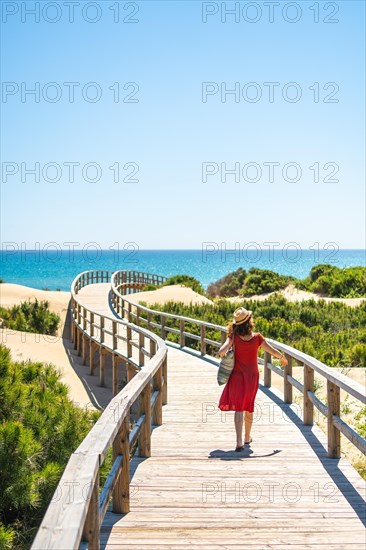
[
  {"x1": 206, "y1": 267, "x2": 294, "y2": 298},
  {"x1": 140, "y1": 294, "x2": 366, "y2": 369},
  {"x1": 0, "y1": 299, "x2": 60, "y2": 335},
  {"x1": 140, "y1": 265, "x2": 366, "y2": 300},
  {"x1": 296, "y1": 264, "x2": 366, "y2": 298},
  {"x1": 0, "y1": 345, "x2": 100, "y2": 549},
  {"x1": 206, "y1": 265, "x2": 366, "y2": 299}
]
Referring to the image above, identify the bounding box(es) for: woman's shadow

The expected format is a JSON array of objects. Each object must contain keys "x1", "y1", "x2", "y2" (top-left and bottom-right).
[{"x1": 209, "y1": 448, "x2": 282, "y2": 460}]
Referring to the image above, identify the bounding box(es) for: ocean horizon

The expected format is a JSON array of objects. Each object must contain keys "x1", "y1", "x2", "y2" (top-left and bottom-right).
[{"x1": 1, "y1": 248, "x2": 365, "y2": 292}]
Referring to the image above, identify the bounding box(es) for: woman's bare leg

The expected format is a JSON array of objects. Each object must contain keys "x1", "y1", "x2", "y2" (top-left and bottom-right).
[
  {"x1": 234, "y1": 412, "x2": 244, "y2": 447},
  {"x1": 244, "y1": 411, "x2": 253, "y2": 443}
]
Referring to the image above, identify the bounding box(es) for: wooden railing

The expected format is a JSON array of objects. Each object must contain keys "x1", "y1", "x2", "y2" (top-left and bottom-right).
[
  {"x1": 31, "y1": 270, "x2": 168, "y2": 550},
  {"x1": 111, "y1": 270, "x2": 366, "y2": 459}
]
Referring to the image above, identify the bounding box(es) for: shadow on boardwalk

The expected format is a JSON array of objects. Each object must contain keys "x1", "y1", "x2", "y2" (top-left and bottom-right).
[{"x1": 255, "y1": 385, "x2": 366, "y2": 527}]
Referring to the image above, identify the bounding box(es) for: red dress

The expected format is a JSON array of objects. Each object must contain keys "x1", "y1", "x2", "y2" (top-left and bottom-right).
[{"x1": 218, "y1": 332, "x2": 265, "y2": 413}]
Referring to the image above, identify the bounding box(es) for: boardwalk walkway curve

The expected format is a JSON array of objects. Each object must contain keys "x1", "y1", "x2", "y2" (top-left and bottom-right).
[{"x1": 31, "y1": 270, "x2": 366, "y2": 550}]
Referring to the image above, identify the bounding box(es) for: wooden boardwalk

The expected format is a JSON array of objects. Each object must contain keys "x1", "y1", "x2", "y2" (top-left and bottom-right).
[{"x1": 76, "y1": 284, "x2": 366, "y2": 550}]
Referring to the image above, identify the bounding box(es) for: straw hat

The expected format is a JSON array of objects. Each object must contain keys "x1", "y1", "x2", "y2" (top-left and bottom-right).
[{"x1": 233, "y1": 307, "x2": 252, "y2": 325}]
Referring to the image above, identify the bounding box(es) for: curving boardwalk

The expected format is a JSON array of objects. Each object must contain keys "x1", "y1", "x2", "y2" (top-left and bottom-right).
[{"x1": 76, "y1": 282, "x2": 366, "y2": 550}]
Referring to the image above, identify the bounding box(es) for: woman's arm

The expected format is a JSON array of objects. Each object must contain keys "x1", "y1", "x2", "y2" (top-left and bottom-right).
[
  {"x1": 260, "y1": 339, "x2": 288, "y2": 366},
  {"x1": 217, "y1": 336, "x2": 233, "y2": 358}
]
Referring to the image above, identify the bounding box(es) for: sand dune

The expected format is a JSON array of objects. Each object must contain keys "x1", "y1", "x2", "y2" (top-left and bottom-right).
[
  {"x1": 127, "y1": 284, "x2": 214, "y2": 306},
  {"x1": 226, "y1": 283, "x2": 365, "y2": 307},
  {"x1": 0, "y1": 283, "x2": 71, "y2": 324}
]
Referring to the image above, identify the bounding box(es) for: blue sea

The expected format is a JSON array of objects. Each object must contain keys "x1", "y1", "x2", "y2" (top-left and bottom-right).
[{"x1": 0, "y1": 248, "x2": 365, "y2": 292}]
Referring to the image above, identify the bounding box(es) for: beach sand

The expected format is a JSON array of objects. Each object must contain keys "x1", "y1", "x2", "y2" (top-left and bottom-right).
[{"x1": 127, "y1": 284, "x2": 214, "y2": 306}]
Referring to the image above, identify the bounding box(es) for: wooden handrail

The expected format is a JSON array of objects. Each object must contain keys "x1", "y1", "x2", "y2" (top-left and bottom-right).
[
  {"x1": 31, "y1": 270, "x2": 168, "y2": 550},
  {"x1": 110, "y1": 270, "x2": 366, "y2": 459}
]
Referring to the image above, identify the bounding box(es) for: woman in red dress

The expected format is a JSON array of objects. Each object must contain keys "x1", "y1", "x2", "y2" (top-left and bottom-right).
[{"x1": 218, "y1": 307, "x2": 288, "y2": 452}]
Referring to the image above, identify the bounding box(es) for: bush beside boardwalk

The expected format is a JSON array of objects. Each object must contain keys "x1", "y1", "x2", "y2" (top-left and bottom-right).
[
  {"x1": 0, "y1": 346, "x2": 100, "y2": 550},
  {"x1": 206, "y1": 264, "x2": 366, "y2": 299}
]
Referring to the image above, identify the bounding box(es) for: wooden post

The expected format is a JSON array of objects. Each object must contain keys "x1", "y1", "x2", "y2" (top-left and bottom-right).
[
  {"x1": 112, "y1": 321, "x2": 117, "y2": 351},
  {"x1": 77, "y1": 328, "x2": 82, "y2": 356},
  {"x1": 89, "y1": 341, "x2": 96, "y2": 375},
  {"x1": 147, "y1": 311, "x2": 152, "y2": 331},
  {"x1": 127, "y1": 361, "x2": 135, "y2": 383},
  {"x1": 139, "y1": 332, "x2": 144, "y2": 367},
  {"x1": 327, "y1": 380, "x2": 340, "y2": 458},
  {"x1": 149, "y1": 338, "x2": 156, "y2": 359},
  {"x1": 161, "y1": 315, "x2": 166, "y2": 340},
  {"x1": 162, "y1": 355, "x2": 168, "y2": 405},
  {"x1": 112, "y1": 354, "x2": 118, "y2": 397},
  {"x1": 303, "y1": 363, "x2": 314, "y2": 425},
  {"x1": 138, "y1": 384, "x2": 151, "y2": 457},
  {"x1": 180, "y1": 319, "x2": 185, "y2": 348},
  {"x1": 127, "y1": 326, "x2": 132, "y2": 358},
  {"x1": 74, "y1": 325, "x2": 78, "y2": 350},
  {"x1": 82, "y1": 333, "x2": 87, "y2": 365},
  {"x1": 90, "y1": 312, "x2": 94, "y2": 338},
  {"x1": 264, "y1": 351, "x2": 271, "y2": 387},
  {"x1": 153, "y1": 363, "x2": 163, "y2": 426},
  {"x1": 200, "y1": 325, "x2": 206, "y2": 356},
  {"x1": 113, "y1": 413, "x2": 130, "y2": 513},
  {"x1": 82, "y1": 306, "x2": 87, "y2": 332},
  {"x1": 284, "y1": 353, "x2": 293, "y2": 404},
  {"x1": 127, "y1": 303, "x2": 132, "y2": 323},
  {"x1": 100, "y1": 348, "x2": 106, "y2": 387},
  {"x1": 70, "y1": 314, "x2": 75, "y2": 343},
  {"x1": 100, "y1": 316, "x2": 105, "y2": 344},
  {"x1": 82, "y1": 472, "x2": 100, "y2": 550}
]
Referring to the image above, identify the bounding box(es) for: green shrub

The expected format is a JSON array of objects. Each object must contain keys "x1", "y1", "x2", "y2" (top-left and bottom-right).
[
  {"x1": 0, "y1": 345, "x2": 99, "y2": 549},
  {"x1": 241, "y1": 268, "x2": 294, "y2": 296},
  {"x1": 298, "y1": 264, "x2": 366, "y2": 298},
  {"x1": 207, "y1": 265, "x2": 366, "y2": 299},
  {"x1": 142, "y1": 284, "x2": 158, "y2": 291},
  {"x1": 207, "y1": 268, "x2": 294, "y2": 298},
  {"x1": 207, "y1": 268, "x2": 247, "y2": 298},
  {"x1": 355, "y1": 407, "x2": 366, "y2": 439},
  {"x1": 0, "y1": 299, "x2": 60, "y2": 335}
]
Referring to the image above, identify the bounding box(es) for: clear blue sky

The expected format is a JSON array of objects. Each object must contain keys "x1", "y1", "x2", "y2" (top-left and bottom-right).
[{"x1": 1, "y1": 0, "x2": 365, "y2": 250}]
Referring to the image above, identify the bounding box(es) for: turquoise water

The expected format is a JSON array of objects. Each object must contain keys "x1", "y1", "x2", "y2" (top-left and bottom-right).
[{"x1": 0, "y1": 249, "x2": 365, "y2": 292}]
